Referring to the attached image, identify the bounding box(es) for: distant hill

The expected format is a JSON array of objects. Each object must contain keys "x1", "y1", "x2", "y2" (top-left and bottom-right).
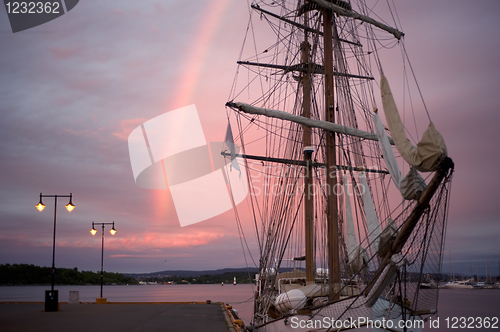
[
  {"x1": 122, "y1": 268, "x2": 306, "y2": 285},
  {"x1": 124, "y1": 267, "x2": 260, "y2": 279}
]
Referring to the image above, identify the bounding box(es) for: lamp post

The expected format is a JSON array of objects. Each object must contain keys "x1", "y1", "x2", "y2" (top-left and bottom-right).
[
  {"x1": 36, "y1": 193, "x2": 75, "y2": 312},
  {"x1": 90, "y1": 221, "x2": 116, "y2": 302}
]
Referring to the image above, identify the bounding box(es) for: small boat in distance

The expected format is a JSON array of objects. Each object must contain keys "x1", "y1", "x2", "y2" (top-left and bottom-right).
[
  {"x1": 443, "y1": 279, "x2": 473, "y2": 289},
  {"x1": 419, "y1": 281, "x2": 438, "y2": 289}
]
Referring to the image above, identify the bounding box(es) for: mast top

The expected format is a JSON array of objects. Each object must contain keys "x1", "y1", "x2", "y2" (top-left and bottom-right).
[
  {"x1": 301, "y1": 0, "x2": 404, "y2": 40},
  {"x1": 298, "y1": 0, "x2": 351, "y2": 15}
]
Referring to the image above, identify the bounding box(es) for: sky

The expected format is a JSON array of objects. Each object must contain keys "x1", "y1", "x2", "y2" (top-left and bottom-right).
[{"x1": 0, "y1": 0, "x2": 499, "y2": 276}]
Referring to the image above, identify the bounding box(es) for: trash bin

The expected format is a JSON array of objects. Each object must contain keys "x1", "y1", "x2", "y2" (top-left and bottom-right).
[{"x1": 45, "y1": 290, "x2": 58, "y2": 312}]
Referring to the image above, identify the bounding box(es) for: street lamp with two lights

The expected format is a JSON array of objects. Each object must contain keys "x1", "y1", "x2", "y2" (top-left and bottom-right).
[
  {"x1": 90, "y1": 221, "x2": 117, "y2": 303},
  {"x1": 36, "y1": 193, "x2": 75, "y2": 312}
]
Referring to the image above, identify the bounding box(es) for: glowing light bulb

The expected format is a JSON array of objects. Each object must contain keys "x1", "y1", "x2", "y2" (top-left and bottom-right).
[
  {"x1": 65, "y1": 202, "x2": 75, "y2": 212},
  {"x1": 36, "y1": 202, "x2": 46, "y2": 211}
]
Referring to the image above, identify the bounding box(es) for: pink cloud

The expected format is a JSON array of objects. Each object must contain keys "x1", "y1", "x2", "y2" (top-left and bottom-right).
[
  {"x1": 111, "y1": 7, "x2": 142, "y2": 19},
  {"x1": 113, "y1": 118, "x2": 149, "y2": 141},
  {"x1": 126, "y1": 59, "x2": 144, "y2": 69},
  {"x1": 112, "y1": 231, "x2": 224, "y2": 249},
  {"x1": 57, "y1": 240, "x2": 95, "y2": 248},
  {"x1": 3, "y1": 231, "x2": 224, "y2": 251},
  {"x1": 51, "y1": 96, "x2": 76, "y2": 107},
  {"x1": 67, "y1": 77, "x2": 107, "y2": 93},
  {"x1": 51, "y1": 47, "x2": 83, "y2": 59},
  {"x1": 89, "y1": 52, "x2": 111, "y2": 64},
  {"x1": 109, "y1": 253, "x2": 193, "y2": 259},
  {"x1": 63, "y1": 127, "x2": 101, "y2": 138},
  {"x1": 0, "y1": 235, "x2": 93, "y2": 249},
  {"x1": 154, "y1": 3, "x2": 164, "y2": 13},
  {"x1": 150, "y1": 24, "x2": 160, "y2": 33}
]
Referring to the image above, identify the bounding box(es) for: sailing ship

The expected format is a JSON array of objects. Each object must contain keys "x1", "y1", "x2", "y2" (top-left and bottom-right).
[{"x1": 223, "y1": 1, "x2": 453, "y2": 331}]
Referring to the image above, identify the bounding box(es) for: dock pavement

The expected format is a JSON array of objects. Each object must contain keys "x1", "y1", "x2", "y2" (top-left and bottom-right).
[{"x1": 0, "y1": 302, "x2": 237, "y2": 332}]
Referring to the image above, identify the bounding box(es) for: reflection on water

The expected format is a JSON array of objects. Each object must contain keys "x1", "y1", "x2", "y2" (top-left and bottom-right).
[
  {"x1": 1, "y1": 285, "x2": 498, "y2": 330},
  {"x1": 426, "y1": 289, "x2": 500, "y2": 332}
]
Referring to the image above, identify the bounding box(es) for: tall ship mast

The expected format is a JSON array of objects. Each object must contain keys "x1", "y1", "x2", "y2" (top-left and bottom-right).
[{"x1": 225, "y1": 1, "x2": 453, "y2": 331}]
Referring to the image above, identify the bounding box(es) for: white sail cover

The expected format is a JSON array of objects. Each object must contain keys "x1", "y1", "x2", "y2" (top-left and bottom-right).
[
  {"x1": 400, "y1": 167, "x2": 427, "y2": 200},
  {"x1": 372, "y1": 112, "x2": 402, "y2": 187},
  {"x1": 224, "y1": 122, "x2": 241, "y2": 173},
  {"x1": 343, "y1": 174, "x2": 357, "y2": 263},
  {"x1": 373, "y1": 111, "x2": 427, "y2": 200},
  {"x1": 380, "y1": 75, "x2": 447, "y2": 172},
  {"x1": 378, "y1": 218, "x2": 397, "y2": 258},
  {"x1": 344, "y1": 175, "x2": 370, "y2": 276},
  {"x1": 230, "y1": 102, "x2": 388, "y2": 143},
  {"x1": 358, "y1": 172, "x2": 381, "y2": 251},
  {"x1": 350, "y1": 246, "x2": 369, "y2": 277}
]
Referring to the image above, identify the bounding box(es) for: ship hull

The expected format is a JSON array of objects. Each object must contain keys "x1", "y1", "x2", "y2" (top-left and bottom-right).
[{"x1": 254, "y1": 298, "x2": 423, "y2": 332}]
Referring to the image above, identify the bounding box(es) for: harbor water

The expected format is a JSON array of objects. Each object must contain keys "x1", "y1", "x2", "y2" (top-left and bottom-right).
[{"x1": 1, "y1": 285, "x2": 499, "y2": 331}]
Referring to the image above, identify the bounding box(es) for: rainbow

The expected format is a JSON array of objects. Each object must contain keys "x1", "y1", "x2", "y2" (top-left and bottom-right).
[
  {"x1": 173, "y1": 0, "x2": 232, "y2": 108},
  {"x1": 154, "y1": 0, "x2": 231, "y2": 219}
]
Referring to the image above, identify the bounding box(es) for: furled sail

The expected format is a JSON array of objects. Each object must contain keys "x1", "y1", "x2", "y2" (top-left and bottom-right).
[
  {"x1": 380, "y1": 75, "x2": 447, "y2": 172},
  {"x1": 350, "y1": 247, "x2": 369, "y2": 278},
  {"x1": 343, "y1": 174, "x2": 357, "y2": 262},
  {"x1": 358, "y1": 172, "x2": 381, "y2": 252},
  {"x1": 373, "y1": 111, "x2": 402, "y2": 187},
  {"x1": 373, "y1": 111, "x2": 427, "y2": 200},
  {"x1": 309, "y1": 0, "x2": 404, "y2": 40},
  {"x1": 224, "y1": 122, "x2": 241, "y2": 173},
  {"x1": 344, "y1": 174, "x2": 369, "y2": 277},
  {"x1": 377, "y1": 218, "x2": 398, "y2": 259},
  {"x1": 400, "y1": 167, "x2": 427, "y2": 200},
  {"x1": 226, "y1": 102, "x2": 391, "y2": 144}
]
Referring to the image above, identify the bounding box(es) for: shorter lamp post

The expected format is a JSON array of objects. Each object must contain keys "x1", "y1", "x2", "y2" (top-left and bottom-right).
[
  {"x1": 36, "y1": 193, "x2": 75, "y2": 312},
  {"x1": 90, "y1": 222, "x2": 116, "y2": 302}
]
